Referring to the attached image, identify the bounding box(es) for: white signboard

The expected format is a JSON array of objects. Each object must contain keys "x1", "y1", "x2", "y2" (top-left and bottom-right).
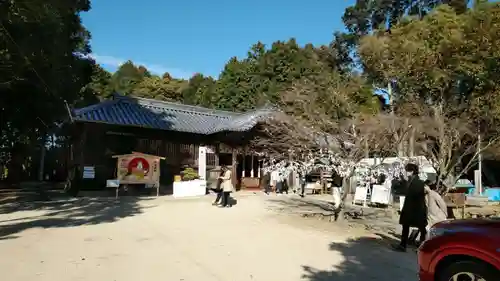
[
  {"x1": 354, "y1": 185, "x2": 368, "y2": 205},
  {"x1": 198, "y1": 146, "x2": 207, "y2": 180},
  {"x1": 106, "y1": 179, "x2": 120, "y2": 188},
  {"x1": 371, "y1": 184, "x2": 391, "y2": 205},
  {"x1": 83, "y1": 166, "x2": 95, "y2": 179}
]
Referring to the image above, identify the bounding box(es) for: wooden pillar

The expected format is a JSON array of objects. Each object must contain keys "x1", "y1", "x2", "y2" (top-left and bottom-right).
[
  {"x1": 242, "y1": 148, "x2": 246, "y2": 177},
  {"x1": 257, "y1": 159, "x2": 261, "y2": 178},
  {"x1": 231, "y1": 148, "x2": 237, "y2": 187},
  {"x1": 215, "y1": 143, "x2": 220, "y2": 167},
  {"x1": 78, "y1": 126, "x2": 87, "y2": 176},
  {"x1": 250, "y1": 154, "x2": 254, "y2": 177}
]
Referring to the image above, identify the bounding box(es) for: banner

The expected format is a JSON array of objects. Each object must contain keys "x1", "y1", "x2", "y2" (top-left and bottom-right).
[{"x1": 116, "y1": 153, "x2": 160, "y2": 185}]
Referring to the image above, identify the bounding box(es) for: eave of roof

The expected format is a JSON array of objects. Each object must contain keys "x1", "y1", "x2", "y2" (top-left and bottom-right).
[{"x1": 72, "y1": 94, "x2": 273, "y2": 135}]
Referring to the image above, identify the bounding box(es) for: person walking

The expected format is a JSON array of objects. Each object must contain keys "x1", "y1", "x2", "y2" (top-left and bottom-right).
[
  {"x1": 282, "y1": 177, "x2": 289, "y2": 194},
  {"x1": 220, "y1": 165, "x2": 234, "y2": 208},
  {"x1": 393, "y1": 163, "x2": 428, "y2": 252},
  {"x1": 270, "y1": 169, "x2": 279, "y2": 194},
  {"x1": 275, "y1": 171, "x2": 283, "y2": 194},
  {"x1": 263, "y1": 171, "x2": 271, "y2": 195},
  {"x1": 407, "y1": 180, "x2": 448, "y2": 244},
  {"x1": 300, "y1": 173, "x2": 312, "y2": 197},
  {"x1": 212, "y1": 168, "x2": 224, "y2": 206},
  {"x1": 425, "y1": 181, "x2": 448, "y2": 229}
]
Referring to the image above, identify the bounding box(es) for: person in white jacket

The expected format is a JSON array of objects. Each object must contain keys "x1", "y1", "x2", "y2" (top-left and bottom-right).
[
  {"x1": 425, "y1": 181, "x2": 448, "y2": 229},
  {"x1": 270, "y1": 170, "x2": 279, "y2": 193},
  {"x1": 409, "y1": 180, "x2": 448, "y2": 245},
  {"x1": 219, "y1": 166, "x2": 234, "y2": 208}
]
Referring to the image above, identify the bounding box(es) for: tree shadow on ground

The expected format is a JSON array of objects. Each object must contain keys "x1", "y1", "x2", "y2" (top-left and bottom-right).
[
  {"x1": 0, "y1": 197, "x2": 155, "y2": 239},
  {"x1": 301, "y1": 233, "x2": 418, "y2": 281},
  {"x1": 267, "y1": 197, "x2": 337, "y2": 213},
  {"x1": 267, "y1": 197, "x2": 399, "y2": 232}
]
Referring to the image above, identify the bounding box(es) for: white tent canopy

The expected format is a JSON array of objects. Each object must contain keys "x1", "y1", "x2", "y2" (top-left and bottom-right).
[{"x1": 357, "y1": 156, "x2": 436, "y2": 173}]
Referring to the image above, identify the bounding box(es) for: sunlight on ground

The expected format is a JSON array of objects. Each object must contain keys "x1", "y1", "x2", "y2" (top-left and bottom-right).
[{"x1": 0, "y1": 195, "x2": 417, "y2": 281}]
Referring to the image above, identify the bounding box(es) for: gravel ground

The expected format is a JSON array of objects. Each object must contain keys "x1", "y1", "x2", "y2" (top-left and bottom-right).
[{"x1": 0, "y1": 193, "x2": 418, "y2": 281}]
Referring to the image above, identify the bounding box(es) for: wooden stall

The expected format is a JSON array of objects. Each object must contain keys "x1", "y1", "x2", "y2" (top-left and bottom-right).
[{"x1": 68, "y1": 95, "x2": 273, "y2": 195}]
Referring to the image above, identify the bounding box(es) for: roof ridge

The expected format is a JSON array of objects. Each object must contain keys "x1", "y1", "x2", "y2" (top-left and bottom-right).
[
  {"x1": 74, "y1": 94, "x2": 272, "y2": 121},
  {"x1": 128, "y1": 95, "x2": 244, "y2": 117},
  {"x1": 73, "y1": 98, "x2": 122, "y2": 115},
  {"x1": 72, "y1": 95, "x2": 274, "y2": 135}
]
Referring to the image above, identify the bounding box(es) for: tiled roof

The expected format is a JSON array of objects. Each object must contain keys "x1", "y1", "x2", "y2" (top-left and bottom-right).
[{"x1": 72, "y1": 95, "x2": 273, "y2": 135}]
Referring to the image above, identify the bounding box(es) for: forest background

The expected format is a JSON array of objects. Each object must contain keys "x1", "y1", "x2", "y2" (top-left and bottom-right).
[{"x1": 2, "y1": 0, "x2": 500, "y2": 188}]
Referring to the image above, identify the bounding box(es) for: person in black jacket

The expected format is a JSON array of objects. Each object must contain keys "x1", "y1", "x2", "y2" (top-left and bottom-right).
[
  {"x1": 262, "y1": 171, "x2": 271, "y2": 195},
  {"x1": 212, "y1": 168, "x2": 224, "y2": 206},
  {"x1": 393, "y1": 163, "x2": 428, "y2": 252}
]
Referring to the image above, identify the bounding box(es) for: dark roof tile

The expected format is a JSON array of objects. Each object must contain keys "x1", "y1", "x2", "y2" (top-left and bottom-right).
[{"x1": 73, "y1": 95, "x2": 273, "y2": 135}]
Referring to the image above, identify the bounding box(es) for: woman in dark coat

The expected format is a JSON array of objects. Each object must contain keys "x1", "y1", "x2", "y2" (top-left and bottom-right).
[
  {"x1": 393, "y1": 163, "x2": 428, "y2": 252},
  {"x1": 262, "y1": 171, "x2": 271, "y2": 195},
  {"x1": 212, "y1": 168, "x2": 225, "y2": 206}
]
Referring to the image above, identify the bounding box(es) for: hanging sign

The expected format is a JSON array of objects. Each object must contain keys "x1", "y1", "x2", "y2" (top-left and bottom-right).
[
  {"x1": 82, "y1": 166, "x2": 95, "y2": 179},
  {"x1": 114, "y1": 153, "x2": 162, "y2": 185}
]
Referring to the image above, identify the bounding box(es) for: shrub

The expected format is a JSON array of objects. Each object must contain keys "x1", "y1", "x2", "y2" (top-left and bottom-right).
[{"x1": 181, "y1": 167, "x2": 199, "y2": 181}]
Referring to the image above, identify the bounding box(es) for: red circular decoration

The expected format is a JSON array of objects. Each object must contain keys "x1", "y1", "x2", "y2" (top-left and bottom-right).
[{"x1": 128, "y1": 157, "x2": 150, "y2": 174}]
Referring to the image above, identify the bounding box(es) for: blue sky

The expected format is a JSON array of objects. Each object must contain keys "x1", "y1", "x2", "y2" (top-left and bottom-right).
[{"x1": 82, "y1": 0, "x2": 355, "y2": 79}]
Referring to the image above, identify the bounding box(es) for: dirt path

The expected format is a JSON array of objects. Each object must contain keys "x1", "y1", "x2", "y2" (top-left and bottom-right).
[{"x1": 0, "y1": 194, "x2": 417, "y2": 281}]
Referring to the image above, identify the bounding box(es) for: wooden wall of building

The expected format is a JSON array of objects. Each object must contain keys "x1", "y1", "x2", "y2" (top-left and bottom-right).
[{"x1": 72, "y1": 122, "x2": 260, "y2": 193}]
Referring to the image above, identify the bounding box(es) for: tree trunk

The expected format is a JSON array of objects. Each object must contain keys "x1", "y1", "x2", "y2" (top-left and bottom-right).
[
  {"x1": 335, "y1": 176, "x2": 351, "y2": 222},
  {"x1": 38, "y1": 135, "x2": 47, "y2": 182},
  {"x1": 409, "y1": 127, "x2": 415, "y2": 157},
  {"x1": 66, "y1": 124, "x2": 86, "y2": 196}
]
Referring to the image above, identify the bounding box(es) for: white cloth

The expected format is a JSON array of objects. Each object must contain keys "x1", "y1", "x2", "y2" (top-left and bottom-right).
[
  {"x1": 332, "y1": 187, "x2": 342, "y2": 209},
  {"x1": 425, "y1": 187, "x2": 447, "y2": 228},
  {"x1": 221, "y1": 170, "x2": 234, "y2": 192},
  {"x1": 270, "y1": 171, "x2": 280, "y2": 185}
]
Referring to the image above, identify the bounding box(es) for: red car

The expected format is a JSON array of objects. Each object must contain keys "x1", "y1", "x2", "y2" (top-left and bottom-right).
[{"x1": 418, "y1": 218, "x2": 500, "y2": 281}]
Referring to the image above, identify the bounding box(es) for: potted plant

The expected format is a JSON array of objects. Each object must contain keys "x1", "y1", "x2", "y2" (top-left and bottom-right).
[{"x1": 181, "y1": 167, "x2": 199, "y2": 181}]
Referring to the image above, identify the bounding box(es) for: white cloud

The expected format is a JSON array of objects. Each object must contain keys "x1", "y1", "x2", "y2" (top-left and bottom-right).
[{"x1": 88, "y1": 54, "x2": 193, "y2": 79}]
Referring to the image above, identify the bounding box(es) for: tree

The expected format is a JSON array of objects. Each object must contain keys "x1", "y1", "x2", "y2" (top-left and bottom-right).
[
  {"x1": 358, "y1": 3, "x2": 500, "y2": 190},
  {"x1": 409, "y1": 104, "x2": 500, "y2": 191},
  {"x1": 332, "y1": 0, "x2": 470, "y2": 73},
  {"x1": 248, "y1": 74, "x2": 407, "y2": 219},
  {"x1": 137, "y1": 65, "x2": 152, "y2": 78},
  {"x1": 133, "y1": 76, "x2": 187, "y2": 102},
  {"x1": 250, "y1": 75, "x2": 402, "y2": 158},
  {"x1": 315, "y1": 32, "x2": 357, "y2": 74},
  {"x1": 209, "y1": 38, "x2": 370, "y2": 112},
  {"x1": 212, "y1": 57, "x2": 259, "y2": 111},
  {"x1": 162, "y1": 72, "x2": 172, "y2": 81},
  {"x1": 80, "y1": 64, "x2": 114, "y2": 103},
  {"x1": 0, "y1": 0, "x2": 95, "y2": 181},
  {"x1": 109, "y1": 60, "x2": 148, "y2": 94},
  {"x1": 182, "y1": 73, "x2": 216, "y2": 107},
  {"x1": 342, "y1": 0, "x2": 469, "y2": 36}
]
